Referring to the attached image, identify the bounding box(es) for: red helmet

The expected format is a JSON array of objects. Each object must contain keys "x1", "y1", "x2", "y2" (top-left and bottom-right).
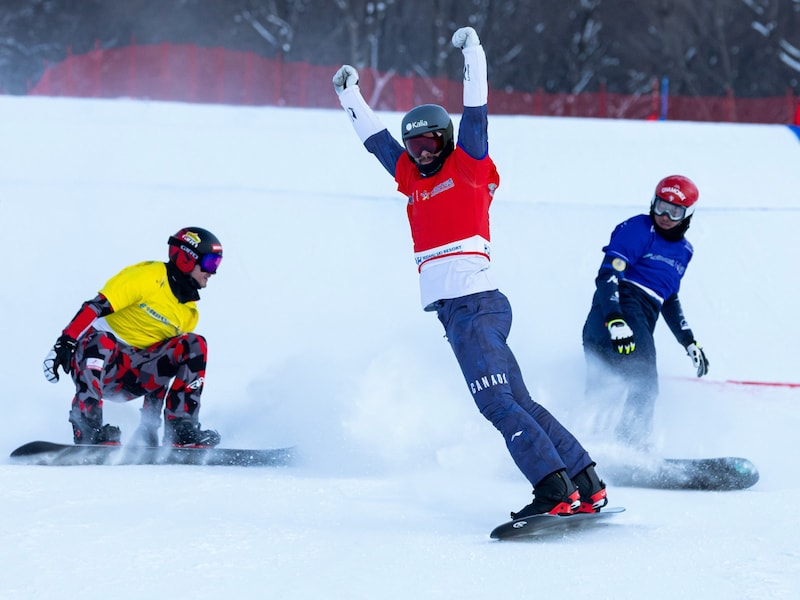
[
  {"x1": 168, "y1": 227, "x2": 223, "y2": 274},
  {"x1": 652, "y1": 175, "x2": 699, "y2": 219}
]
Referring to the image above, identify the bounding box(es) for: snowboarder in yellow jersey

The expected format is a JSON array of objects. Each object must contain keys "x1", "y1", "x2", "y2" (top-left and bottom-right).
[{"x1": 43, "y1": 227, "x2": 223, "y2": 447}]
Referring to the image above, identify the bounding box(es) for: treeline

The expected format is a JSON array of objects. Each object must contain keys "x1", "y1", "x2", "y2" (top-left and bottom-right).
[{"x1": 1, "y1": 0, "x2": 798, "y2": 97}]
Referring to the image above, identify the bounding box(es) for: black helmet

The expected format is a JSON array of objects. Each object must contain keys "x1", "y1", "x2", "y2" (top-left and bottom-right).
[
  {"x1": 168, "y1": 227, "x2": 223, "y2": 274},
  {"x1": 401, "y1": 104, "x2": 455, "y2": 176},
  {"x1": 401, "y1": 104, "x2": 454, "y2": 143}
]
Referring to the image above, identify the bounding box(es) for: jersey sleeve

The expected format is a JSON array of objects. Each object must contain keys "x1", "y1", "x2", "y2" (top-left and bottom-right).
[
  {"x1": 593, "y1": 217, "x2": 649, "y2": 320},
  {"x1": 62, "y1": 294, "x2": 113, "y2": 339},
  {"x1": 365, "y1": 130, "x2": 405, "y2": 177},
  {"x1": 337, "y1": 86, "x2": 385, "y2": 143},
  {"x1": 457, "y1": 44, "x2": 489, "y2": 160},
  {"x1": 594, "y1": 254, "x2": 626, "y2": 320},
  {"x1": 338, "y1": 85, "x2": 404, "y2": 177},
  {"x1": 661, "y1": 294, "x2": 696, "y2": 347}
]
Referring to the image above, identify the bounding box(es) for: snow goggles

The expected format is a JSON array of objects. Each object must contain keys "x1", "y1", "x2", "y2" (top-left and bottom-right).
[
  {"x1": 652, "y1": 197, "x2": 687, "y2": 221},
  {"x1": 199, "y1": 252, "x2": 223, "y2": 274},
  {"x1": 405, "y1": 132, "x2": 444, "y2": 159}
]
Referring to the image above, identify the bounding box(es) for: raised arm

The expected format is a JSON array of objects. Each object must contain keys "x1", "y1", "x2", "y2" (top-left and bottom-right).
[
  {"x1": 333, "y1": 65, "x2": 404, "y2": 176},
  {"x1": 452, "y1": 27, "x2": 489, "y2": 160}
]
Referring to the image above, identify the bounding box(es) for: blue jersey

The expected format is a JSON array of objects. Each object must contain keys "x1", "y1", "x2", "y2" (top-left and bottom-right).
[{"x1": 602, "y1": 214, "x2": 694, "y2": 304}]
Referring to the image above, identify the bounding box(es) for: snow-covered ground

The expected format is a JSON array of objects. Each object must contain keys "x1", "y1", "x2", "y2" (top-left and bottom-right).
[{"x1": 1, "y1": 95, "x2": 799, "y2": 599}]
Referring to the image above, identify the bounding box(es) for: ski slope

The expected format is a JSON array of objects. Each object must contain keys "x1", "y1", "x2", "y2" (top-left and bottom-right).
[{"x1": 1, "y1": 95, "x2": 799, "y2": 599}]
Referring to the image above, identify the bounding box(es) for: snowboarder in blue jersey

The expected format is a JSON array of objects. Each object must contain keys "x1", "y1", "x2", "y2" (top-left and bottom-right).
[
  {"x1": 333, "y1": 26, "x2": 608, "y2": 518},
  {"x1": 582, "y1": 175, "x2": 710, "y2": 448}
]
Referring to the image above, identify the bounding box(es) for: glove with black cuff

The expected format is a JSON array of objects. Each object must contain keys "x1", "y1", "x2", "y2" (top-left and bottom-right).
[{"x1": 43, "y1": 334, "x2": 78, "y2": 383}]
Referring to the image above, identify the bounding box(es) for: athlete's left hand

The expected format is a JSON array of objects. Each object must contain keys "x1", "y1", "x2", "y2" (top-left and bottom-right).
[
  {"x1": 452, "y1": 27, "x2": 480, "y2": 49},
  {"x1": 686, "y1": 342, "x2": 709, "y2": 377}
]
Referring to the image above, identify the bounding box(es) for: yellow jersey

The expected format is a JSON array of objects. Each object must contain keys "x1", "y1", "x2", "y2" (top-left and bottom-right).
[{"x1": 100, "y1": 261, "x2": 199, "y2": 349}]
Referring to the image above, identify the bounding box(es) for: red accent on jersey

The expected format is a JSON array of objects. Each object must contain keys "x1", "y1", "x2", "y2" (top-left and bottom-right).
[{"x1": 395, "y1": 146, "x2": 499, "y2": 261}]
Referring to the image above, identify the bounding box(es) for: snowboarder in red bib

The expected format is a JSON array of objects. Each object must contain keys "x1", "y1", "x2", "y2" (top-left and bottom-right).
[
  {"x1": 333, "y1": 27, "x2": 607, "y2": 517},
  {"x1": 43, "y1": 227, "x2": 223, "y2": 448}
]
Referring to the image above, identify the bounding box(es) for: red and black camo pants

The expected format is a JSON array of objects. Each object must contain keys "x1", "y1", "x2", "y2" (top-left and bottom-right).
[{"x1": 69, "y1": 327, "x2": 208, "y2": 426}]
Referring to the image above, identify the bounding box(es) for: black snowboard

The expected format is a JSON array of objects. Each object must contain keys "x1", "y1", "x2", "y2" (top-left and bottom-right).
[
  {"x1": 9, "y1": 440, "x2": 295, "y2": 467},
  {"x1": 601, "y1": 456, "x2": 759, "y2": 490},
  {"x1": 491, "y1": 506, "x2": 626, "y2": 540}
]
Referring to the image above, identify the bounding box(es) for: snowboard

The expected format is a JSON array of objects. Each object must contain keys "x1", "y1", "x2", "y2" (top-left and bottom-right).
[
  {"x1": 9, "y1": 440, "x2": 295, "y2": 467},
  {"x1": 490, "y1": 506, "x2": 626, "y2": 540},
  {"x1": 601, "y1": 456, "x2": 759, "y2": 491}
]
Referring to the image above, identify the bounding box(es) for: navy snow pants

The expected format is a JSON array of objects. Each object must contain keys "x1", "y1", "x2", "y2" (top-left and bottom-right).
[
  {"x1": 582, "y1": 282, "x2": 661, "y2": 447},
  {"x1": 434, "y1": 290, "x2": 592, "y2": 488}
]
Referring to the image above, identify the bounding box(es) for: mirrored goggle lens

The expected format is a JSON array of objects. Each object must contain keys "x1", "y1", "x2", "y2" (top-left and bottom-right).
[
  {"x1": 653, "y1": 197, "x2": 687, "y2": 221},
  {"x1": 199, "y1": 253, "x2": 222, "y2": 273},
  {"x1": 405, "y1": 134, "x2": 444, "y2": 159}
]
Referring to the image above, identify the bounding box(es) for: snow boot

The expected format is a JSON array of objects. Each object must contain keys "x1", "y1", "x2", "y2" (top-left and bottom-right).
[
  {"x1": 164, "y1": 418, "x2": 221, "y2": 448},
  {"x1": 511, "y1": 470, "x2": 580, "y2": 519},
  {"x1": 572, "y1": 463, "x2": 608, "y2": 513},
  {"x1": 70, "y1": 415, "x2": 121, "y2": 446}
]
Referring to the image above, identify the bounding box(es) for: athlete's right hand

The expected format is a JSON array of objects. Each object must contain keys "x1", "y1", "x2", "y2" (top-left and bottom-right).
[
  {"x1": 333, "y1": 65, "x2": 359, "y2": 96},
  {"x1": 606, "y1": 317, "x2": 635, "y2": 354},
  {"x1": 43, "y1": 334, "x2": 78, "y2": 383}
]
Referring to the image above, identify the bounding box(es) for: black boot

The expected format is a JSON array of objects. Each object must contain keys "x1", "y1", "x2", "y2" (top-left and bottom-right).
[
  {"x1": 70, "y1": 415, "x2": 121, "y2": 446},
  {"x1": 511, "y1": 470, "x2": 580, "y2": 519},
  {"x1": 572, "y1": 463, "x2": 608, "y2": 513},
  {"x1": 164, "y1": 418, "x2": 221, "y2": 448}
]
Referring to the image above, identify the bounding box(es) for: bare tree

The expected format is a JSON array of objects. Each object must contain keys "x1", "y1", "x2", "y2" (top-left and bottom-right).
[{"x1": 0, "y1": 0, "x2": 797, "y2": 98}]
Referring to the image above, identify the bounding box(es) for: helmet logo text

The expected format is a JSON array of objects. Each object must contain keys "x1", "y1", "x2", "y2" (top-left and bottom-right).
[
  {"x1": 405, "y1": 119, "x2": 429, "y2": 131},
  {"x1": 182, "y1": 231, "x2": 202, "y2": 247},
  {"x1": 659, "y1": 186, "x2": 687, "y2": 201}
]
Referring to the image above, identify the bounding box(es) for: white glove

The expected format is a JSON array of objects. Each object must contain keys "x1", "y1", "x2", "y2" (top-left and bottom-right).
[
  {"x1": 452, "y1": 27, "x2": 480, "y2": 49},
  {"x1": 43, "y1": 334, "x2": 78, "y2": 383},
  {"x1": 333, "y1": 65, "x2": 359, "y2": 96},
  {"x1": 43, "y1": 348, "x2": 59, "y2": 383},
  {"x1": 607, "y1": 318, "x2": 635, "y2": 355},
  {"x1": 686, "y1": 342, "x2": 709, "y2": 377}
]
